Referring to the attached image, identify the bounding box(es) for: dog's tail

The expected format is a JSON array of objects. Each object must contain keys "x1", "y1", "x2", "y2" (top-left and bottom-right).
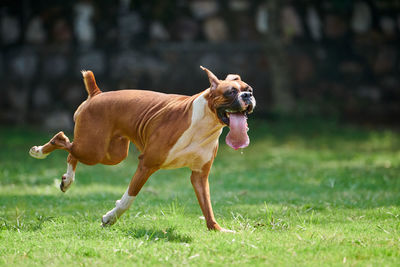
[{"x1": 81, "y1": 70, "x2": 101, "y2": 98}]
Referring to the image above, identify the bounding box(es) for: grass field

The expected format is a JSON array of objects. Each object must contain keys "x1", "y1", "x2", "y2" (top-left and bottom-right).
[{"x1": 1, "y1": 118, "x2": 399, "y2": 266}]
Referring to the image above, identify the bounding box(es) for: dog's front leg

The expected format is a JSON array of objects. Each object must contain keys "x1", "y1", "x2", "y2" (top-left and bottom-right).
[
  {"x1": 102, "y1": 160, "x2": 157, "y2": 226},
  {"x1": 101, "y1": 188, "x2": 135, "y2": 226},
  {"x1": 190, "y1": 166, "x2": 234, "y2": 233}
]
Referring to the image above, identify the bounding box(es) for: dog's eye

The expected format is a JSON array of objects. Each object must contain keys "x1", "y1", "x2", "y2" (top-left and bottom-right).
[{"x1": 225, "y1": 89, "x2": 237, "y2": 97}]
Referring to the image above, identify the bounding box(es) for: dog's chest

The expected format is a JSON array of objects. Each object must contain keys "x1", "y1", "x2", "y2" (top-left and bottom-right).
[{"x1": 161, "y1": 95, "x2": 222, "y2": 172}]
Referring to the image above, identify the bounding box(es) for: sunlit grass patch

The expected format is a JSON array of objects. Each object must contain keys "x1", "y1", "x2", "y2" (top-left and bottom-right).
[{"x1": 0, "y1": 119, "x2": 399, "y2": 266}]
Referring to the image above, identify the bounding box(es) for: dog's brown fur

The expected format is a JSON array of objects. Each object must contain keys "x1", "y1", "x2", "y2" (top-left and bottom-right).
[{"x1": 30, "y1": 67, "x2": 255, "y2": 231}]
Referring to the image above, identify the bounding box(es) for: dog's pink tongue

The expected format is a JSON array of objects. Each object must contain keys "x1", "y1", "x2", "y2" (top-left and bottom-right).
[{"x1": 225, "y1": 113, "x2": 249, "y2": 150}]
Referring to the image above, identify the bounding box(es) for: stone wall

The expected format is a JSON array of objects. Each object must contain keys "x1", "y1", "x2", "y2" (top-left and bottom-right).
[{"x1": 1, "y1": 0, "x2": 400, "y2": 129}]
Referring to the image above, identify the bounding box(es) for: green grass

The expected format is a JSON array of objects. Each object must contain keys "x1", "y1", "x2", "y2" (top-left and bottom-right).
[{"x1": 1, "y1": 118, "x2": 400, "y2": 266}]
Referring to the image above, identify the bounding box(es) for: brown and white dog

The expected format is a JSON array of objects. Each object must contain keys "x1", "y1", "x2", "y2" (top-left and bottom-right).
[{"x1": 29, "y1": 66, "x2": 255, "y2": 231}]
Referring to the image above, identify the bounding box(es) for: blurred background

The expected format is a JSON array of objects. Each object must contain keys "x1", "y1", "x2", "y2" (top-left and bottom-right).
[{"x1": 0, "y1": 0, "x2": 399, "y2": 130}]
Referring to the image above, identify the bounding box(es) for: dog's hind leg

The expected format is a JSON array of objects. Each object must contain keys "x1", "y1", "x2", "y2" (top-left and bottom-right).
[
  {"x1": 60, "y1": 154, "x2": 78, "y2": 192},
  {"x1": 29, "y1": 132, "x2": 78, "y2": 192},
  {"x1": 100, "y1": 135, "x2": 130, "y2": 165},
  {"x1": 29, "y1": 131, "x2": 72, "y2": 159}
]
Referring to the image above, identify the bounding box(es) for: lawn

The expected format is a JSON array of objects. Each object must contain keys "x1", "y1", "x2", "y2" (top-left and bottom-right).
[{"x1": 0, "y1": 118, "x2": 399, "y2": 266}]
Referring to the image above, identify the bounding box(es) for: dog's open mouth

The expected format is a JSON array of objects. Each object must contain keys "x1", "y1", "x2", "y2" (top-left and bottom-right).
[{"x1": 221, "y1": 107, "x2": 252, "y2": 150}]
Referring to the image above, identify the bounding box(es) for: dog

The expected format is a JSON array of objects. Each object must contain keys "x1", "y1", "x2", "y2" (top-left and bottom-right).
[{"x1": 29, "y1": 66, "x2": 255, "y2": 231}]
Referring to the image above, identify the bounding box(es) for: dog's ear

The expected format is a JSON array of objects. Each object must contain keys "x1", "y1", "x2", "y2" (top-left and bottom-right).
[
  {"x1": 200, "y1": 66, "x2": 220, "y2": 92},
  {"x1": 225, "y1": 74, "x2": 241, "y2": 81}
]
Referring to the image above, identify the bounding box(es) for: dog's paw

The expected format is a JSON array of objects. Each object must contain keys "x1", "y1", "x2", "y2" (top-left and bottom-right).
[
  {"x1": 29, "y1": 146, "x2": 48, "y2": 159},
  {"x1": 220, "y1": 228, "x2": 236, "y2": 233},
  {"x1": 101, "y1": 211, "x2": 118, "y2": 227},
  {"x1": 60, "y1": 174, "x2": 74, "y2": 193}
]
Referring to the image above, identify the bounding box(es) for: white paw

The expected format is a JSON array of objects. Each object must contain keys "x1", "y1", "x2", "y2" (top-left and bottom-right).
[
  {"x1": 220, "y1": 228, "x2": 236, "y2": 233},
  {"x1": 60, "y1": 174, "x2": 74, "y2": 192},
  {"x1": 101, "y1": 210, "x2": 118, "y2": 227},
  {"x1": 29, "y1": 146, "x2": 48, "y2": 159},
  {"x1": 101, "y1": 190, "x2": 134, "y2": 227}
]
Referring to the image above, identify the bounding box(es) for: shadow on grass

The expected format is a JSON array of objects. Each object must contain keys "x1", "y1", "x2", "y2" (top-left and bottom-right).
[{"x1": 123, "y1": 227, "x2": 192, "y2": 243}]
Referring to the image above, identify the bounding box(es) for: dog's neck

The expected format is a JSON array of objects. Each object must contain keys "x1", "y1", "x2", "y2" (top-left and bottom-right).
[
  {"x1": 161, "y1": 90, "x2": 223, "y2": 171},
  {"x1": 193, "y1": 89, "x2": 224, "y2": 133}
]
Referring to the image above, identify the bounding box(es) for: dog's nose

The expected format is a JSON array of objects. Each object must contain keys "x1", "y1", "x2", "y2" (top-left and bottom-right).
[{"x1": 241, "y1": 92, "x2": 252, "y2": 99}]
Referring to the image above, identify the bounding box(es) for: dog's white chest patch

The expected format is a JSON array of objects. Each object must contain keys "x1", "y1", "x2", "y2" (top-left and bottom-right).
[{"x1": 161, "y1": 93, "x2": 222, "y2": 172}]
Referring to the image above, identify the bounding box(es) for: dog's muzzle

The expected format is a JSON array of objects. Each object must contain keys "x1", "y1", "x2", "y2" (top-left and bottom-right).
[
  {"x1": 217, "y1": 94, "x2": 255, "y2": 127},
  {"x1": 223, "y1": 93, "x2": 256, "y2": 150},
  {"x1": 239, "y1": 92, "x2": 256, "y2": 114}
]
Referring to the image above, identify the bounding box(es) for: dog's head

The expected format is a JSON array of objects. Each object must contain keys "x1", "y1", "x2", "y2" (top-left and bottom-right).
[{"x1": 200, "y1": 66, "x2": 256, "y2": 149}]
